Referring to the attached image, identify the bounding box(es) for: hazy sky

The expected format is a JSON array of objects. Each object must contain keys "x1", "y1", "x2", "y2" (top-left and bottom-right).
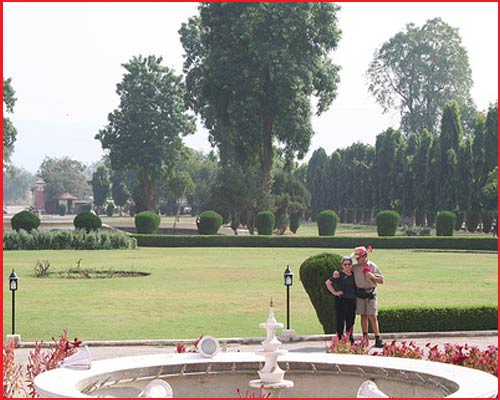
[{"x1": 3, "y1": 2, "x2": 498, "y2": 174}]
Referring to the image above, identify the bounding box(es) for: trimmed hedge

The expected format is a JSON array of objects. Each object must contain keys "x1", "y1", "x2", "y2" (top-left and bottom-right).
[
  {"x1": 436, "y1": 211, "x2": 456, "y2": 236},
  {"x1": 135, "y1": 211, "x2": 161, "y2": 234},
  {"x1": 131, "y1": 234, "x2": 497, "y2": 251},
  {"x1": 255, "y1": 211, "x2": 275, "y2": 235},
  {"x1": 376, "y1": 210, "x2": 400, "y2": 236},
  {"x1": 299, "y1": 252, "x2": 342, "y2": 334},
  {"x1": 196, "y1": 210, "x2": 223, "y2": 235},
  {"x1": 11, "y1": 211, "x2": 41, "y2": 232},
  {"x1": 73, "y1": 212, "x2": 102, "y2": 232},
  {"x1": 3, "y1": 230, "x2": 137, "y2": 250},
  {"x1": 316, "y1": 210, "x2": 338, "y2": 236},
  {"x1": 377, "y1": 305, "x2": 497, "y2": 332}
]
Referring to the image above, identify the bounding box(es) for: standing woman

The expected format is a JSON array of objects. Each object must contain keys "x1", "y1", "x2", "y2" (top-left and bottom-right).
[{"x1": 325, "y1": 256, "x2": 357, "y2": 342}]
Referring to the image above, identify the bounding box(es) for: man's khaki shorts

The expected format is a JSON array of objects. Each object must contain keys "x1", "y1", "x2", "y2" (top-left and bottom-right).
[{"x1": 356, "y1": 297, "x2": 378, "y2": 316}]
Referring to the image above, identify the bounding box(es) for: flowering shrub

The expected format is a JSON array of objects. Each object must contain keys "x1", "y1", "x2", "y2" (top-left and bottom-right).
[
  {"x1": 426, "y1": 342, "x2": 498, "y2": 376},
  {"x1": 372, "y1": 340, "x2": 424, "y2": 359},
  {"x1": 3, "y1": 339, "x2": 28, "y2": 398},
  {"x1": 26, "y1": 329, "x2": 82, "y2": 397},
  {"x1": 326, "y1": 337, "x2": 497, "y2": 377},
  {"x1": 175, "y1": 335, "x2": 204, "y2": 353},
  {"x1": 325, "y1": 332, "x2": 369, "y2": 355}
]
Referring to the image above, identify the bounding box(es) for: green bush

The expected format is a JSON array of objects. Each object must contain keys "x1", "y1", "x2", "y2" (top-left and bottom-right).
[
  {"x1": 465, "y1": 209, "x2": 481, "y2": 232},
  {"x1": 135, "y1": 211, "x2": 161, "y2": 234},
  {"x1": 376, "y1": 210, "x2": 400, "y2": 236},
  {"x1": 3, "y1": 230, "x2": 136, "y2": 250},
  {"x1": 255, "y1": 211, "x2": 275, "y2": 235},
  {"x1": 106, "y1": 203, "x2": 115, "y2": 217},
  {"x1": 73, "y1": 212, "x2": 102, "y2": 233},
  {"x1": 58, "y1": 203, "x2": 67, "y2": 216},
  {"x1": 316, "y1": 210, "x2": 338, "y2": 236},
  {"x1": 11, "y1": 210, "x2": 41, "y2": 233},
  {"x1": 131, "y1": 234, "x2": 497, "y2": 251},
  {"x1": 378, "y1": 306, "x2": 497, "y2": 332},
  {"x1": 435, "y1": 211, "x2": 456, "y2": 236},
  {"x1": 299, "y1": 252, "x2": 342, "y2": 334},
  {"x1": 196, "y1": 210, "x2": 223, "y2": 235}
]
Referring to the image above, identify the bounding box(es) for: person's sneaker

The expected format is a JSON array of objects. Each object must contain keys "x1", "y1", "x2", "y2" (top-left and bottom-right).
[{"x1": 374, "y1": 338, "x2": 384, "y2": 348}]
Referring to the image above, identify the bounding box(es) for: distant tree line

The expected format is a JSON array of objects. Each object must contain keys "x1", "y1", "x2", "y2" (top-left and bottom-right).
[{"x1": 306, "y1": 101, "x2": 498, "y2": 229}]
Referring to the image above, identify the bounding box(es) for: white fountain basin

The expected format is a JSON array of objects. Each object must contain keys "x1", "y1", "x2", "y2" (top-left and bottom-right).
[{"x1": 34, "y1": 351, "x2": 498, "y2": 398}]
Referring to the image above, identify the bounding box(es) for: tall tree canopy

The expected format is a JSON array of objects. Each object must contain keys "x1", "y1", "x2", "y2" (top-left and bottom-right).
[
  {"x1": 180, "y1": 2, "x2": 342, "y2": 194},
  {"x1": 95, "y1": 55, "x2": 195, "y2": 211},
  {"x1": 366, "y1": 17, "x2": 473, "y2": 135},
  {"x1": 3, "y1": 78, "x2": 18, "y2": 169}
]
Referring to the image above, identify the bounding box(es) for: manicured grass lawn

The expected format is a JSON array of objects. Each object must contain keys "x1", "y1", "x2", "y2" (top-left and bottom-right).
[{"x1": 3, "y1": 247, "x2": 497, "y2": 342}]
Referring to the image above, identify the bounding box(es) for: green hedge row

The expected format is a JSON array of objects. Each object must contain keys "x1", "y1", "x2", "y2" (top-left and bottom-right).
[
  {"x1": 377, "y1": 305, "x2": 498, "y2": 332},
  {"x1": 132, "y1": 235, "x2": 497, "y2": 251},
  {"x1": 4, "y1": 230, "x2": 137, "y2": 250}
]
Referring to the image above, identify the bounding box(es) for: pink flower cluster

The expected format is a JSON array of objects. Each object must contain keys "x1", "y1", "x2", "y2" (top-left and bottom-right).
[
  {"x1": 327, "y1": 336, "x2": 497, "y2": 377},
  {"x1": 325, "y1": 331, "x2": 369, "y2": 355},
  {"x1": 175, "y1": 335, "x2": 204, "y2": 353}
]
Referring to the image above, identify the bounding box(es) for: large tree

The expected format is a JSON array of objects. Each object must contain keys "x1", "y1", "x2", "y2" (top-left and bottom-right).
[
  {"x1": 95, "y1": 55, "x2": 195, "y2": 211},
  {"x1": 367, "y1": 17, "x2": 473, "y2": 135},
  {"x1": 3, "y1": 78, "x2": 18, "y2": 169},
  {"x1": 3, "y1": 166, "x2": 35, "y2": 205},
  {"x1": 180, "y1": 3, "x2": 341, "y2": 195}
]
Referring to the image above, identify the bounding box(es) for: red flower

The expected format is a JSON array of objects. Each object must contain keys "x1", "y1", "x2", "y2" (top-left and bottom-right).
[{"x1": 363, "y1": 266, "x2": 371, "y2": 273}]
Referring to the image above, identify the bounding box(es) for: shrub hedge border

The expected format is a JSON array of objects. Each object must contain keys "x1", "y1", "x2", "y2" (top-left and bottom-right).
[
  {"x1": 377, "y1": 305, "x2": 498, "y2": 332},
  {"x1": 132, "y1": 235, "x2": 497, "y2": 251}
]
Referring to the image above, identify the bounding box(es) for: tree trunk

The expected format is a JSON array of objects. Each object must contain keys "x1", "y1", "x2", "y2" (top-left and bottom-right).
[
  {"x1": 260, "y1": 65, "x2": 273, "y2": 194},
  {"x1": 143, "y1": 172, "x2": 155, "y2": 211}
]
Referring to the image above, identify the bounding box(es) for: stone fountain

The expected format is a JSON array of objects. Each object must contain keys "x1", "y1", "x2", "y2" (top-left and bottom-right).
[{"x1": 248, "y1": 298, "x2": 294, "y2": 397}]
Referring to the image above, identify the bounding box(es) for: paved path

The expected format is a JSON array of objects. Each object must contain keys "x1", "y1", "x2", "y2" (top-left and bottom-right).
[{"x1": 13, "y1": 331, "x2": 497, "y2": 365}]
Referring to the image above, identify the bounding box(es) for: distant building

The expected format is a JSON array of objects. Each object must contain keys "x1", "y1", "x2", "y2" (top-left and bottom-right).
[{"x1": 32, "y1": 178, "x2": 46, "y2": 213}]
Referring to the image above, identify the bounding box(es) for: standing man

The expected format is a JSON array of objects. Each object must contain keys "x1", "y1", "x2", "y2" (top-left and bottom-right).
[{"x1": 351, "y1": 246, "x2": 384, "y2": 348}]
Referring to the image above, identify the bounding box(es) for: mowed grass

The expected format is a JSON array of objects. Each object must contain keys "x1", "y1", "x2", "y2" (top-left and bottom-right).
[{"x1": 3, "y1": 247, "x2": 497, "y2": 342}]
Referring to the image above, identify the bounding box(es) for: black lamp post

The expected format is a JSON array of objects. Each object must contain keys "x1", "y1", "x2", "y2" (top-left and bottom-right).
[
  {"x1": 283, "y1": 265, "x2": 293, "y2": 330},
  {"x1": 9, "y1": 270, "x2": 19, "y2": 335}
]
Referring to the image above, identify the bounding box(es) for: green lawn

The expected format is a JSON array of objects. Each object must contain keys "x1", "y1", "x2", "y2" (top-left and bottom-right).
[{"x1": 3, "y1": 247, "x2": 497, "y2": 342}]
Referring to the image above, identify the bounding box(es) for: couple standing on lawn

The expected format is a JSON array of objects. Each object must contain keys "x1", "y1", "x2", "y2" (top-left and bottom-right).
[{"x1": 325, "y1": 245, "x2": 385, "y2": 348}]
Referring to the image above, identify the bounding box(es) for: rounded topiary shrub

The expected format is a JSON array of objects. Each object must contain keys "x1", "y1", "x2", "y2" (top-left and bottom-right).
[
  {"x1": 316, "y1": 210, "x2": 338, "y2": 236},
  {"x1": 376, "y1": 210, "x2": 400, "y2": 236},
  {"x1": 77, "y1": 204, "x2": 92, "y2": 214},
  {"x1": 73, "y1": 212, "x2": 102, "y2": 233},
  {"x1": 11, "y1": 210, "x2": 41, "y2": 233},
  {"x1": 436, "y1": 211, "x2": 456, "y2": 236},
  {"x1": 299, "y1": 252, "x2": 342, "y2": 334},
  {"x1": 255, "y1": 211, "x2": 275, "y2": 235},
  {"x1": 134, "y1": 211, "x2": 161, "y2": 234},
  {"x1": 196, "y1": 210, "x2": 223, "y2": 235}
]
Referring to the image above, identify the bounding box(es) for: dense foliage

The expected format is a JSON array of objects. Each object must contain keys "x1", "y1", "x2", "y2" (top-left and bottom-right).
[
  {"x1": 11, "y1": 211, "x2": 41, "y2": 233},
  {"x1": 180, "y1": 2, "x2": 341, "y2": 195},
  {"x1": 367, "y1": 18, "x2": 473, "y2": 135},
  {"x1": 299, "y1": 252, "x2": 342, "y2": 334},
  {"x1": 376, "y1": 210, "x2": 400, "y2": 236},
  {"x1": 134, "y1": 211, "x2": 161, "y2": 234},
  {"x1": 96, "y1": 55, "x2": 195, "y2": 211},
  {"x1": 3, "y1": 230, "x2": 137, "y2": 250},
  {"x1": 3, "y1": 78, "x2": 17, "y2": 169},
  {"x1": 316, "y1": 210, "x2": 338, "y2": 236},
  {"x1": 73, "y1": 212, "x2": 102, "y2": 232},
  {"x1": 255, "y1": 211, "x2": 275, "y2": 235},
  {"x1": 196, "y1": 210, "x2": 223, "y2": 235},
  {"x1": 435, "y1": 211, "x2": 456, "y2": 236}
]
